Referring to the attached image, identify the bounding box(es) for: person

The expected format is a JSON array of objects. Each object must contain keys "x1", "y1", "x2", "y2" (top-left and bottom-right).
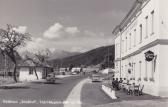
[
  {"x1": 115, "y1": 78, "x2": 120, "y2": 90},
  {"x1": 129, "y1": 78, "x2": 134, "y2": 85},
  {"x1": 123, "y1": 78, "x2": 127, "y2": 83},
  {"x1": 119, "y1": 78, "x2": 123, "y2": 83},
  {"x1": 119, "y1": 78, "x2": 123, "y2": 90},
  {"x1": 112, "y1": 78, "x2": 115, "y2": 89},
  {"x1": 128, "y1": 78, "x2": 135, "y2": 95}
]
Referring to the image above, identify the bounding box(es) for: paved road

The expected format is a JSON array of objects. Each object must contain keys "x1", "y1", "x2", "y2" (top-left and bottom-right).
[
  {"x1": 0, "y1": 75, "x2": 86, "y2": 107},
  {"x1": 81, "y1": 81, "x2": 112, "y2": 107}
]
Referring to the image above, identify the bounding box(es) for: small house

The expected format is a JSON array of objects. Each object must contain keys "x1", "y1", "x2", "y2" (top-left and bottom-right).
[{"x1": 17, "y1": 60, "x2": 53, "y2": 82}]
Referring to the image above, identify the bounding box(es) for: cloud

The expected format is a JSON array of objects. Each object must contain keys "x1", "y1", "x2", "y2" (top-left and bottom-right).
[
  {"x1": 43, "y1": 22, "x2": 80, "y2": 39},
  {"x1": 18, "y1": 37, "x2": 46, "y2": 53},
  {"x1": 43, "y1": 23, "x2": 63, "y2": 39},
  {"x1": 65, "y1": 27, "x2": 79, "y2": 34},
  {"x1": 13, "y1": 26, "x2": 27, "y2": 34},
  {"x1": 18, "y1": 22, "x2": 114, "y2": 55}
]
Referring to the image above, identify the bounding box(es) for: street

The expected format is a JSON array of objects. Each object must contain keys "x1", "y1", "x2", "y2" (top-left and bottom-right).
[
  {"x1": 0, "y1": 75, "x2": 111, "y2": 107},
  {"x1": 0, "y1": 75, "x2": 85, "y2": 107}
]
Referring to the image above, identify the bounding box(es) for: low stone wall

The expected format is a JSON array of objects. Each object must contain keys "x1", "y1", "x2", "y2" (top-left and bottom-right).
[{"x1": 101, "y1": 84, "x2": 117, "y2": 99}]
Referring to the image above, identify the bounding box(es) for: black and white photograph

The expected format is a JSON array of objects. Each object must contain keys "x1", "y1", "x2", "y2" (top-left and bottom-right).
[{"x1": 0, "y1": 0, "x2": 168, "y2": 107}]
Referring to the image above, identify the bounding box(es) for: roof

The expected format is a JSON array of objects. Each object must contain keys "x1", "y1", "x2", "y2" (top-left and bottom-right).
[
  {"x1": 112, "y1": 0, "x2": 147, "y2": 35},
  {"x1": 18, "y1": 60, "x2": 52, "y2": 68},
  {"x1": 18, "y1": 60, "x2": 37, "y2": 67}
]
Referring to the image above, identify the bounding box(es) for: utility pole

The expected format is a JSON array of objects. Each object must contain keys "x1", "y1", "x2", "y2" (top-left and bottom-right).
[{"x1": 4, "y1": 53, "x2": 7, "y2": 77}]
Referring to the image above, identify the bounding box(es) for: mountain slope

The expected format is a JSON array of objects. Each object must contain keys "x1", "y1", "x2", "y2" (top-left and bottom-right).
[
  {"x1": 48, "y1": 50, "x2": 80, "y2": 60},
  {"x1": 50, "y1": 45, "x2": 115, "y2": 68}
]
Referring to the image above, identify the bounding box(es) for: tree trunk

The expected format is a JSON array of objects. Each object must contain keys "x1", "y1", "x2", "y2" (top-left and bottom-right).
[
  {"x1": 13, "y1": 63, "x2": 18, "y2": 82},
  {"x1": 34, "y1": 67, "x2": 39, "y2": 80}
]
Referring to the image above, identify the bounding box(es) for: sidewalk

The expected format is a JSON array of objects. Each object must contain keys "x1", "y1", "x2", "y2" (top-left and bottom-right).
[
  {"x1": 98, "y1": 83, "x2": 168, "y2": 107},
  {"x1": 93, "y1": 99, "x2": 168, "y2": 107},
  {"x1": 0, "y1": 77, "x2": 29, "y2": 89},
  {"x1": 0, "y1": 82, "x2": 30, "y2": 89}
]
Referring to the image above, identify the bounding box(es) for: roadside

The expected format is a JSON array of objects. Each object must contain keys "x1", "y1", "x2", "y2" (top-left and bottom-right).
[
  {"x1": 89, "y1": 99, "x2": 168, "y2": 107},
  {"x1": 0, "y1": 77, "x2": 15, "y2": 85},
  {"x1": 0, "y1": 74, "x2": 73, "y2": 87},
  {"x1": 81, "y1": 79, "x2": 168, "y2": 107},
  {"x1": 81, "y1": 79, "x2": 112, "y2": 107}
]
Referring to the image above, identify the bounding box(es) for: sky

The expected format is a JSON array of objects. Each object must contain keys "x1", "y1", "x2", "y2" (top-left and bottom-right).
[{"x1": 0, "y1": 0, "x2": 135, "y2": 53}]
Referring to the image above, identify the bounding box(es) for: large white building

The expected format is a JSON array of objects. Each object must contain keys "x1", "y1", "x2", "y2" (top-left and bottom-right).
[{"x1": 113, "y1": 0, "x2": 168, "y2": 97}]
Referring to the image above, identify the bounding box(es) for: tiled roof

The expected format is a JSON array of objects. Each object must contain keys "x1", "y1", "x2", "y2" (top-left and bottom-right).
[{"x1": 18, "y1": 60, "x2": 36, "y2": 67}]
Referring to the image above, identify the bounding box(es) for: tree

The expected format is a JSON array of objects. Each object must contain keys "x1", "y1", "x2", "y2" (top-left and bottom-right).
[
  {"x1": 25, "y1": 50, "x2": 50, "y2": 79},
  {"x1": 0, "y1": 24, "x2": 31, "y2": 82}
]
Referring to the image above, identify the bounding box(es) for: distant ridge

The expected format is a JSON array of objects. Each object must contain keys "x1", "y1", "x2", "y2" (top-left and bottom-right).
[{"x1": 49, "y1": 45, "x2": 115, "y2": 68}]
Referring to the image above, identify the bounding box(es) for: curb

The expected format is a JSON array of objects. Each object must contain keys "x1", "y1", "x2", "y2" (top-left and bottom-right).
[{"x1": 101, "y1": 84, "x2": 117, "y2": 99}]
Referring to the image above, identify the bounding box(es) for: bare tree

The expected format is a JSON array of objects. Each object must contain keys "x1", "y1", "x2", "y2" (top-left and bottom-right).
[
  {"x1": 0, "y1": 24, "x2": 31, "y2": 82},
  {"x1": 25, "y1": 50, "x2": 50, "y2": 79}
]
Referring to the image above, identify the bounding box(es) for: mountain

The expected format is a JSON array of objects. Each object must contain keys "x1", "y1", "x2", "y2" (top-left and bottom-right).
[
  {"x1": 48, "y1": 50, "x2": 81, "y2": 60},
  {"x1": 20, "y1": 50, "x2": 80, "y2": 60},
  {"x1": 49, "y1": 45, "x2": 115, "y2": 68}
]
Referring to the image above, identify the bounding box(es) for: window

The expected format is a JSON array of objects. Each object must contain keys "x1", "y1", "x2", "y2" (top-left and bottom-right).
[
  {"x1": 122, "y1": 39, "x2": 124, "y2": 53},
  {"x1": 150, "y1": 60, "x2": 154, "y2": 81},
  {"x1": 150, "y1": 55, "x2": 157, "y2": 82},
  {"x1": 133, "y1": 63, "x2": 136, "y2": 79},
  {"x1": 145, "y1": 16, "x2": 148, "y2": 38},
  {"x1": 134, "y1": 29, "x2": 136, "y2": 47},
  {"x1": 121, "y1": 66, "x2": 124, "y2": 77},
  {"x1": 126, "y1": 37, "x2": 127, "y2": 52},
  {"x1": 116, "y1": 62, "x2": 118, "y2": 68},
  {"x1": 29, "y1": 67, "x2": 34, "y2": 75},
  {"x1": 129, "y1": 33, "x2": 131, "y2": 50},
  {"x1": 115, "y1": 44, "x2": 117, "y2": 56},
  {"x1": 144, "y1": 60, "x2": 148, "y2": 81},
  {"x1": 139, "y1": 61, "x2": 142, "y2": 80},
  {"x1": 151, "y1": 10, "x2": 155, "y2": 35},
  {"x1": 139, "y1": 24, "x2": 142, "y2": 43}
]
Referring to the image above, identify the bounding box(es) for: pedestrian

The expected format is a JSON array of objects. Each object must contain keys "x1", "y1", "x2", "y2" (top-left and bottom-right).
[{"x1": 112, "y1": 78, "x2": 115, "y2": 89}]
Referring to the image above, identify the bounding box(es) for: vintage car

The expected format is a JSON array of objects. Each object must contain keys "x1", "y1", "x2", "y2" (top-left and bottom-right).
[
  {"x1": 91, "y1": 74, "x2": 101, "y2": 82},
  {"x1": 46, "y1": 73, "x2": 56, "y2": 83}
]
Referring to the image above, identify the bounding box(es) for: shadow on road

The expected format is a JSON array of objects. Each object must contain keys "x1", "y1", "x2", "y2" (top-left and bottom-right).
[
  {"x1": 31, "y1": 81, "x2": 63, "y2": 85},
  {"x1": 0, "y1": 86, "x2": 30, "y2": 89}
]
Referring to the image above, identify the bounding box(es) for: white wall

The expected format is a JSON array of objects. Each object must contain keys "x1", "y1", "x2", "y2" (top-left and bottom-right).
[
  {"x1": 158, "y1": 45, "x2": 168, "y2": 97},
  {"x1": 159, "y1": 0, "x2": 168, "y2": 39},
  {"x1": 19, "y1": 67, "x2": 42, "y2": 82}
]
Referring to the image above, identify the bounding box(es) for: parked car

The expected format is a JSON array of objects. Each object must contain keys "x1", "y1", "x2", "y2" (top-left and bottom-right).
[
  {"x1": 71, "y1": 72, "x2": 77, "y2": 75},
  {"x1": 91, "y1": 74, "x2": 101, "y2": 82},
  {"x1": 46, "y1": 73, "x2": 56, "y2": 83}
]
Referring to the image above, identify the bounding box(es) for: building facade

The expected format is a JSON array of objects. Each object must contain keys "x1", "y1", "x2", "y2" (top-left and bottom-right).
[{"x1": 113, "y1": 0, "x2": 168, "y2": 97}]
